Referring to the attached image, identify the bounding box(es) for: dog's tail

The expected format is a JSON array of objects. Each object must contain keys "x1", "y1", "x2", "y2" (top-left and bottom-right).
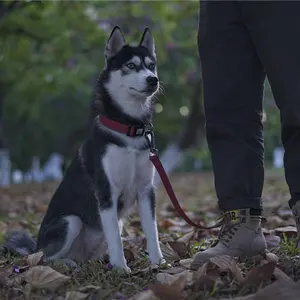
[{"x1": 3, "y1": 231, "x2": 36, "y2": 256}]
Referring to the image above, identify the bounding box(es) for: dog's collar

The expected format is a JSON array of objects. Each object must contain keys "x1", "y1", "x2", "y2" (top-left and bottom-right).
[{"x1": 99, "y1": 115, "x2": 152, "y2": 137}]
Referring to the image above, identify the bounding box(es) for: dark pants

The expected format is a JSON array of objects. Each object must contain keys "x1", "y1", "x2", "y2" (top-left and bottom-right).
[{"x1": 198, "y1": 1, "x2": 300, "y2": 211}]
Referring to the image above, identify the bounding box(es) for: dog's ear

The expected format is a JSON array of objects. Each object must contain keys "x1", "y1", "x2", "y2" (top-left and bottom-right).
[
  {"x1": 140, "y1": 28, "x2": 156, "y2": 58},
  {"x1": 105, "y1": 26, "x2": 126, "y2": 60}
]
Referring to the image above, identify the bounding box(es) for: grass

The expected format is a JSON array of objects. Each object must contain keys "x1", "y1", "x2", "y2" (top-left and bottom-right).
[{"x1": 0, "y1": 169, "x2": 299, "y2": 299}]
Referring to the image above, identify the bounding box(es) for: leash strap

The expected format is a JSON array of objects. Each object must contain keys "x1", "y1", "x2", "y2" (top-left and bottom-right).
[{"x1": 149, "y1": 151, "x2": 221, "y2": 230}]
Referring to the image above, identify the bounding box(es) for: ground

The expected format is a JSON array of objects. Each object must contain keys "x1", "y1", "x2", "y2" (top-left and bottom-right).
[{"x1": 0, "y1": 169, "x2": 300, "y2": 300}]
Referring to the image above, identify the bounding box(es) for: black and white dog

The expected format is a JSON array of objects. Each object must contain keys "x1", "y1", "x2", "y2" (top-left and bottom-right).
[{"x1": 5, "y1": 26, "x2": 164, "y2": 273}]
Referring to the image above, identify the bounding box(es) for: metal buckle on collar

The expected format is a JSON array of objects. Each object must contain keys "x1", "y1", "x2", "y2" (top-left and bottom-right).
[
  {"x1": 127, "y1": 126, "x2": 146, "y2": 137},
  {"x1": 127, "y1": 122, "x2": 153, "y2": 137}
]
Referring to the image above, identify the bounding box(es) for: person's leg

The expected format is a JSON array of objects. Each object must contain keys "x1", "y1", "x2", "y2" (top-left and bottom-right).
[
  {"x1": 199, "y1": 1, "x2": 265, "y2": 212},
  {"x1": 192, "y1": 1, "x2": 266, "y2": 269},
  {"x1": 240, "y1": 1, "x2": 300, "y2": 246}
]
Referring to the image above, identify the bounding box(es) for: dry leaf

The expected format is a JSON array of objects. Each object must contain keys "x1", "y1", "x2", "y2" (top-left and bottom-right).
[
  {"x1": 163, "y1": 267, "x2": 185, "y2": 275},
  {"x1": 24, "y1": 265, "x2": 70, "y2": 290},
  {"x1": 171, "y1": 271, "x2": 193, "y2": 290},
  {"x1": 159, "y1": 242, "x2": 180, "y2": 261},
  {"x1": 27, "y1": 251, "x2": 44, "y2": 266},
  {"x1": 193, "y1": 274, "x2": 215, "y2": 292},
  {"x1": 253, "y1": 279, "x2": 300, "y2": 300},
  {"x1": 128, "y1": 290, "x2": 159, "y2": 300},
  {"x1": 273, "y1": 267, "x2": 293, "y2": 282},
  {"x1": 177, "y1": 231, "x2": 195, "y2": 243},
  {"x1": 0, "y1": 265, "x2": 13, "y2": 286},
  {"x1": 194, "y1": 262, "x2": 208, "y2": 278},
  {"x1": 124, "y1": 249, "x2": 135, "y2": 262},
  {"x1": 168, "y1": 241, "x2": 188, "y2": 259},
  {"x1": 156, "y1": 270, "x2": 193, "y2": 288},
  {"x1": 241, "y1": 261, "x2": 276, "y2": 292},
  {"x1": 179, "y1": 258, "x2": 192, "y2": 269},
  {"x1": 65, "y1": 291, "x2": 89, "y2": 300},
  {"x1": 170, "y1": 274, "x2": 186, "y2": 293},
  {"x1": 156, "y1": 273, "x2": 178, "y2": 285},
  {"x1": 77, "y1": 285, "x2": 101, "y2": 293},
  {"x1": 275, "y1": 226, "x2": 297, "y2": 238},
  {"x1": 264, "y1": 252, "x2": 279, "y2": 263},
  {"x1": 149, "y1": 283, "x2": 183, "y2": 300},
  {"x1": 218, "y1": 294, "x2": 255, "y2": 300},
  {"x1": 208, "y1": 255, "x2": 244, "y2": 282}
]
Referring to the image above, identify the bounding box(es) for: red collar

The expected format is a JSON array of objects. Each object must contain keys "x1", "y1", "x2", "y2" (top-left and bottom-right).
[{"x1": 99, "y1": 115, "x2": 152, "y2": 137}]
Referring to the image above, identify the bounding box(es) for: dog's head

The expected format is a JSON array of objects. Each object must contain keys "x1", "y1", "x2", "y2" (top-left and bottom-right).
[{"x1": 101, "y1": 26, "x2": 159, "y2": 119}]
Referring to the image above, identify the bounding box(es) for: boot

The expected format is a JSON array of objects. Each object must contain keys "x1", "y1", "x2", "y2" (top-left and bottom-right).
[
  {"x1": 291, "y1": 201, "x2": 300, "y2": 249},
  {"x1": 191, "y1": 209, "x2": 267, "y2": 270}
]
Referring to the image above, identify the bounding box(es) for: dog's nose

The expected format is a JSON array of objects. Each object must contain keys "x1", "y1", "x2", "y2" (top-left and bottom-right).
[{"x1": 146, "y1": 76, "x2": 158, "y2": 87}]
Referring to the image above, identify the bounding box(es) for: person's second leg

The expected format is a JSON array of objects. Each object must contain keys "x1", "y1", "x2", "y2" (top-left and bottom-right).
[
  {"x1": 240, "y1": 1, "x2": 300, "y2": 248},
  {"x1": 192, "y1": 1, "x2": 266, "y2": 269}
]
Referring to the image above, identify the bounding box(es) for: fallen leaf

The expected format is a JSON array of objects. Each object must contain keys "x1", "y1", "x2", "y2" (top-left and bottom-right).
[
  {"x1": 194, "y1": 262, "x2": 208, "y2": 278},
  {"x1": 163, "y1": 267, "x2": 185, "y2": 275},
  {"x1": 0, "y1": 265, "x2": 13, "y2": 286},
  {"x1": 27, "y1": 251, "x2": 44, "y2": 266},
  {"x1": 179, "y1": 258, "x2": 192, "y2": 269},
  {"x1": 240, "y1": 261, "x2": 276, "y2": 294},
  {"x1": 264, "y1": 252, "x2": 279, "y2": 263},
  {"x1": 275, "y1": 226, "x2": 297, "y2": 238},
  {"x1": 65, "y1": 291, "x2": 89, "y2": 300},
  {"x1": 156, "y1": 270, "x2": 193, "y2": 288},
  {"x1": 149, "y1": 283, "x2": 183, "y2": 300},
  {"x1": 168, "y1": 241, "x2": 188, "y2": 259},
  {"x1": 170, "y1": 273, "x2": 186, "y2": 293},
  {"x1": 273, "y1": 267, "x2": 293, "y2": 282},
  {"x1": 128, "y1": 290, "x2": 159, "y2": 300},
  {"x1": 177, "y1": 231, "x2": 195, "y2": 243},
  {"x1": 193, "y1": 274, "x2": 215, "y2": 292},
  {"x1": 159, "y1": 242, "x2": 180, "y2": 261},
  {"x1": 218, "y1": 294, "x2": 255, "y2": 300},
  {"x1": 124, "y1": 249, "x2": 135, "y2": 262},
  {"x1": 253, "y1": 279, "x2": 300, "y2": 300},
  {"x1": 77, "y1": 285, "x2": 101, "y2": 293},
  {"x1": 24, "y1": 265, "x2": 70, "y2": 290},
  {"x1": 156, "y1": 273, "x2": 178, "y2": 285}
]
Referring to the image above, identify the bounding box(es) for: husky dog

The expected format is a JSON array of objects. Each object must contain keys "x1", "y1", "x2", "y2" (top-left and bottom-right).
[{"x1": 4, "y1": 26, "x2": 164, "y2": 273}]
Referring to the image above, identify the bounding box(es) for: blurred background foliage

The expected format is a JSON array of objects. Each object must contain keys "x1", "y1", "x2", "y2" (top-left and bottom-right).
[{"x1": 0, "y1": 0, "x2": 281, "y2": 172}]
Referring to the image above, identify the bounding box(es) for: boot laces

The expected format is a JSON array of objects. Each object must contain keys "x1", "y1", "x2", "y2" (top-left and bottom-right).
[{"x1": 211, "y1": 211, "x2": 245, "y2": 246}]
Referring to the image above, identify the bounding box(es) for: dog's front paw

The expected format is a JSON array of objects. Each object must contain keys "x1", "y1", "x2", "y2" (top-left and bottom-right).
[
  {"x1": 149, "y1": 252, "x2": 165, "y2": 265},
  {"x1": 109, "y1": 261, "x2": 131, "y2": 274},
  {"x1": 111, "y1": 264, "x2": 131, "y2": 274},
  {"x1": 49, "y1": 258, "x2": 78, "y2": 269}
]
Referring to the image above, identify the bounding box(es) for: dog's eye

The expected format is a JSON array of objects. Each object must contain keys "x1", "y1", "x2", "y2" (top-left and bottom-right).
[
  {"x1": 126, "y1": 63, "x2": 135, "y2": 69},
  {"x1": 148, "y1": 63, "x2": 155, "y2": 71}
]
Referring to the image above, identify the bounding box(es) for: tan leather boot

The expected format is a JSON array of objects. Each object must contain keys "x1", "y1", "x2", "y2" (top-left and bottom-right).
[
  {"x1": 291, "y1": 201, "x2": 300, "y2": 249},
  {"x1": 191, "y1": 209, "x2": 266, "y2": 270}
]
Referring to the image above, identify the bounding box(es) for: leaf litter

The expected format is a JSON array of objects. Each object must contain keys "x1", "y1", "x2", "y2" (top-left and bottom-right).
[{"x1": 0, "y1": 173, "x2": 299, "y2": 299}]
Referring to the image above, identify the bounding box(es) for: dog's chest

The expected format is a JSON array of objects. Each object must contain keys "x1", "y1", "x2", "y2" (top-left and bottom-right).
[{"x1": 102, "y1": 143, "x2": 153, "y2": 202}]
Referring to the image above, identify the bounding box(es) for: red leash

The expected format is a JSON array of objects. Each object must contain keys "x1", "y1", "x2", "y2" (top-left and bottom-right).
[
  {"x1": 149, "y1": 151, "x2": 220, "y2": 230},
  {"x1": 99, "y1": 115, "x2": 219, "y2": 230}
]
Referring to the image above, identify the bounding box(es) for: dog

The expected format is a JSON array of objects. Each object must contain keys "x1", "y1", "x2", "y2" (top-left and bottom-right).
[{"x1": 4, "y1": 26, "x2": 164, "y2": 273}]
